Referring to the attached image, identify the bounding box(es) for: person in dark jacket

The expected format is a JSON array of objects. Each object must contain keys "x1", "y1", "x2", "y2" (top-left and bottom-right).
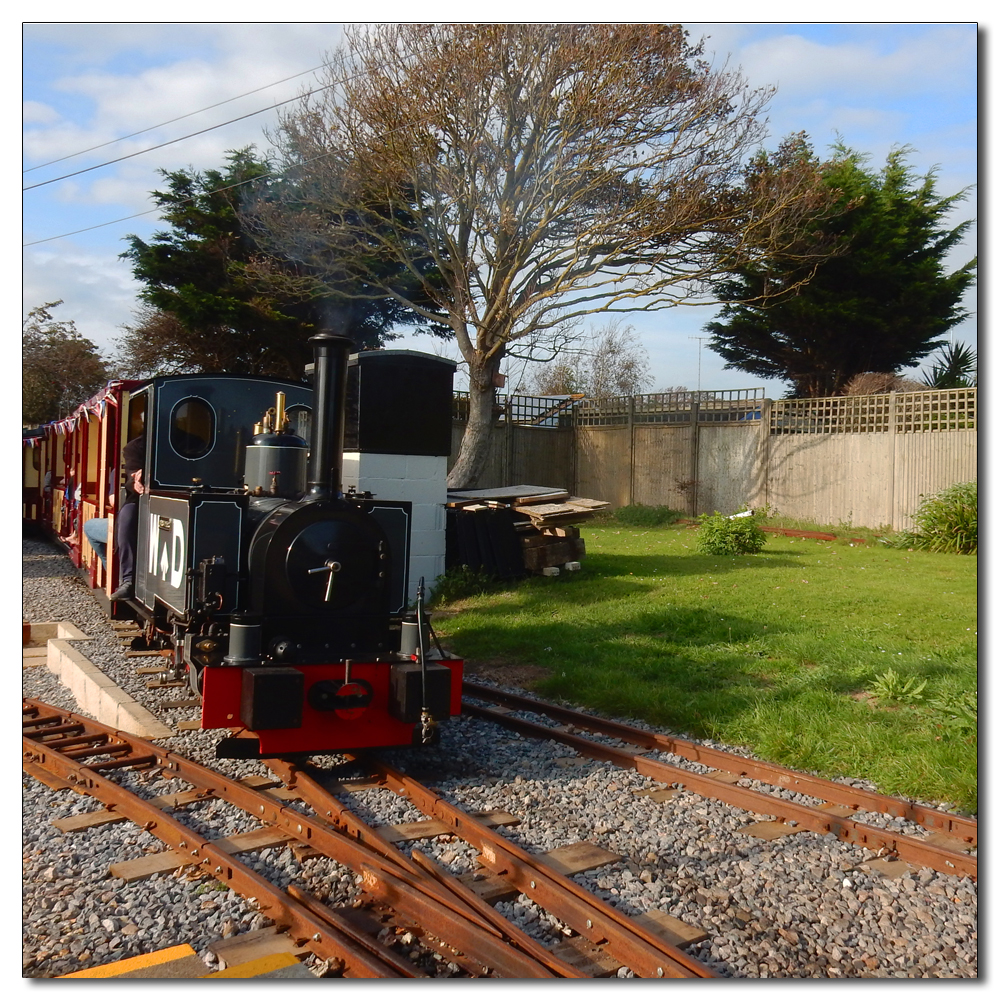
[{"x1": 109, "y1": 433, "x2": 146, "y2": 601}]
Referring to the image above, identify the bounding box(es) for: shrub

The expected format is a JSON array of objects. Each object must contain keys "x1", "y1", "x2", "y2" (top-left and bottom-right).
[
  {"x1": 613, "y1": 504, "x2": 685, "y2": 527},
  {"x1": 896, "y1": 481, "x2": 977, "y2": 554},
  {"x1": 696, "y1": 509, "x2": 767, "y2": 556}
]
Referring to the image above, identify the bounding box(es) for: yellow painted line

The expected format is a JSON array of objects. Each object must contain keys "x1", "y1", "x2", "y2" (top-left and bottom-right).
[
  {"x1": 57, "y1": 943, "x2": 198, "y2": 978},
  {"x1": 202, "y1": 952, "x2": 301, "y2": 978}
]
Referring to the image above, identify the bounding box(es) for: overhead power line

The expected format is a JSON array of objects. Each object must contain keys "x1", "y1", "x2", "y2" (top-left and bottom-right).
[
  {"x1": 22, "y1": 112, "x2": 438, "y2": 248},
  {"x1": 22, "y1": 43, "x2": 428, "y2": 246},
  {"x1": 23, "y1": 60, "x2": 334, "y2": 174},
  {"x1": 23, "y1": 79, "x2": 338, "y2": 192}
]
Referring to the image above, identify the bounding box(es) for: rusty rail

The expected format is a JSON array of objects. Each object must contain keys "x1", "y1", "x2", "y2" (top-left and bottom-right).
[
  {"x1": 267, "y1": 758, "x2": 585, "y2": 979},
  {"x1": 22, "y1": 702, "x2": 399, "y2": 977},
  {"x1": 358, "y1": 754, "x2": 717, "y2": 979},
  {"x1": 463, "y1": 680, "x2": 976, "y2": 846},
  {"x1": 22, "y1": 699, "x2": 576, "y2": 978},
  {"x1": 460, "y1": 694, "x2": 976, "y2": 880}
]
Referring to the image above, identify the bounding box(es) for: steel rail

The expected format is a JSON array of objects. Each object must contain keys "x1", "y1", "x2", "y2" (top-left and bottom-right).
[
  {"x1": 22, "y1": 704, "x2": 399, "y2": 977},
  {"x1": 360, "y1": 754, "x2": 718, "y2": 979},
  {"x1": 283, "y1": 886, "x2": 427, "y2": 978},
  {"x1": 353, "y1": 863, "x2": 560, "y2": 977},
  {"x1": 461, "y1": 700, "x2": 977, "y2": 881},
  {"x1": 22, "y1": 700, "x2": 561, "y2": 979},
  {"x1": 268, "y1": 759, "x2": 583, "y2": 978},
  {"x1": 463, "y1": 680, "x2": 977, "y2": 846},
  {"x1": 409, "y1": 848, "x2": 587, "y2": 979},
  {"x1": 264, "y1": 761, "x2": 515, "y2": 940}
]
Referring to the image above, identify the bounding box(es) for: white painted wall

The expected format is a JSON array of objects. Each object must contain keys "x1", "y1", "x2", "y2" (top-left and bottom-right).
[{"x1": 342, "y1": 452, "x2": 448, "y2": 605}]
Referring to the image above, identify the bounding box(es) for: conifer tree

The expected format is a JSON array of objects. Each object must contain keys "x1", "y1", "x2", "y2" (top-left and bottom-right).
[
  {"x1": 120, "y1": 148, "x2": 444, "y2": 378},
  {"x1": 705, "y1": 141, "x2": 976, "y2": 398}
]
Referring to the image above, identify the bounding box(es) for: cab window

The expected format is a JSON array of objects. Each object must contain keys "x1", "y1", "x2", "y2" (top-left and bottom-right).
[{"x1": 170, "y1": 397, "x2": 215, "y2": 458}]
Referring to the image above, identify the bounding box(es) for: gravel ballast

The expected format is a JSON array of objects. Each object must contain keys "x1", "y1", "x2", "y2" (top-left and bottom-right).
[{"x1": 22, "y1": 536, "x2": 977, "y2": 979}]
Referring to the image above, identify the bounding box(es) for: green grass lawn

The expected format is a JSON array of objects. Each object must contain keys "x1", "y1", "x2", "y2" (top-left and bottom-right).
[{"x1": 433, "y1": 523, "x2": 978, "y2": 815}]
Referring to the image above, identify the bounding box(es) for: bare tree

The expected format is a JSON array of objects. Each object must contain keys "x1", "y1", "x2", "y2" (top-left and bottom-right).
[
  {"x1": 586, "y1": 321, "x2": 653, "y2": 398},
  {"x1": 524, "y1": 361, "x2": 582, "y2": 397},
  {"x1": 523, "y1": 320, "x2": 651, "y2": 398},
  {"x1": 841, "y1": 372, "x2": 925, "y2": 395},
  {"x1": 260, "y1": 24, "x2": 833, "y2": 486}
]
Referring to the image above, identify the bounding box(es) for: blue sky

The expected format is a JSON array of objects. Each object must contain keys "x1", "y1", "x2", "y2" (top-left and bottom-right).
[{"x1": 21, "y1": 15, "x2": 980, "y2": 398}]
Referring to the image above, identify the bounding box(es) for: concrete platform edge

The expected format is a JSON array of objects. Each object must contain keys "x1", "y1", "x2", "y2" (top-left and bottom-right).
[{"x1": 43, "y1": 636, "x2": 174, "y2": 740}]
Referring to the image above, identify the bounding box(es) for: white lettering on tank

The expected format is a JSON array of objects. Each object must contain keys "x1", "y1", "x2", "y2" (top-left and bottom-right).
[
  {"x1": 148, "y1": 516, "x2": 159, "y2": 574},
  {"x1": 148, "y1": 514, "x2": 187, "y2": 588},
  {"x1": 170, "y1": 519, "x2": 185, "y2": 589}
]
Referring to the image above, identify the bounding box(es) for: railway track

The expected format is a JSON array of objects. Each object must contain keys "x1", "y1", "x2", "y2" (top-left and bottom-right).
[
  {"x1": 22, "y1": 698, "x2": 717, "y2": 978},
  {"x1": 22, "y1": 680, "x2": 977, "y2": 978},
  {"x1": 460, "y1": 682, "x2": 977, "y2": 882}
]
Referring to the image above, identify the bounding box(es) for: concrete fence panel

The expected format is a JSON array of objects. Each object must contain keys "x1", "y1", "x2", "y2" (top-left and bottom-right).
[{"x1": 448, "y1": 388, "x2": 976, "y2": 530}]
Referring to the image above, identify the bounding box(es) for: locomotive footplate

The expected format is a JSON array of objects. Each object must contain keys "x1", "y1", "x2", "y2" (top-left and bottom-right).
[{"x1": 201, "y1": 659, "x2": 463, "y2": 757}]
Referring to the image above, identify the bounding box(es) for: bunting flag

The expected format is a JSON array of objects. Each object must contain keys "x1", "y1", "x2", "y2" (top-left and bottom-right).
[{"x1": 23, "y1": 380, "x2": 130, "y2": 448}]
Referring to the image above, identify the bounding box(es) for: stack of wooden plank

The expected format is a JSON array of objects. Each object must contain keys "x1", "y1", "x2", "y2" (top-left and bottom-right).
[{"x1": 446, "y1": 485, "x2": 608, "y2": 576}]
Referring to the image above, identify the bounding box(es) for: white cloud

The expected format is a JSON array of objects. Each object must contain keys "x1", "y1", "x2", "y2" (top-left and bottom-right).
[
  {"x1": 737, "y1": 26, "x2": 976, "y2": 103},
  {"x1": 22, "y1": 100, "x2": 61, "y2": 125},
  {"x1": 23, "y1": 243, "x2": 141, "y2": 354}
]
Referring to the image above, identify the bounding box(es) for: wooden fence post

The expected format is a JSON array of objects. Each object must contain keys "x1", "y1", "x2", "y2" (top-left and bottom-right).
[
  {"x1": 628, "y1": 395, "x2": 635, "y2": 506},
  {"x1": 690, "y1": 397, "x2": 700, "y2": 516},
  {"x1": 505, "y1": 397, "x2": 513, "y2": 483},
  {"x1": 760, "y1": 398, "x2": 773, "y2": 513},
  {"x1": 888, "y1": 391, "x2": 897, "y2": 528}
]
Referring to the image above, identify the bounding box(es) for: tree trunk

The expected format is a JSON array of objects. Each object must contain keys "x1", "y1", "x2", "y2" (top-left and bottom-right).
[{"x1": 447, "y1": 352, "x2": 502, "y2": 489}]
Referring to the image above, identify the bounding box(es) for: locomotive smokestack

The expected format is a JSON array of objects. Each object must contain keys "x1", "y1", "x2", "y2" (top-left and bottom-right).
[{"x1": 307, "y1": 331, "x2": 355, "y2": 500}]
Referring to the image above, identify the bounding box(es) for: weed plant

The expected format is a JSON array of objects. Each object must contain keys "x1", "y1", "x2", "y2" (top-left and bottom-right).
[
  {"x1": 430, "y1": 565, "x2": 506, "y2": 605},
  {"x1": 433, "y1": 522, "x2": 977, "y2": 813},
  {"x1": 895, "y1": 481, "x2": 977, "y2": 554}
]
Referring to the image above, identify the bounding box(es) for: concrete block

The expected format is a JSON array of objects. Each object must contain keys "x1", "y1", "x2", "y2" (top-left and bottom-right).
[
  {"x1": 68, "y1": 662, "x2": 90, "y2": 708},
  {"x1": 80, "y1": 678, "x2": 104, "y2": 719},
  {"x1": 341, "y1": 453, "x2": 361, "y2": 482},
  {"x1": 45, "y1": 639, "x2": 172, "y2": 739},
  {"x1": 57, "y1": 622, "x2": 91, "y2": 640},
  {"x1": 31, "y1": 621, "x2": 90, "y2": 643},
  {"x1": 389, "y1": 478, "x2": 447, "y2": 506},
  {"x1": 45, "y1": 641, "x2": 65, "y2": 682},
  {"x1": 409, "y1": 529, "x2": 446, "y2": 558},
  {"x1": 406, "y1": 502, "x2": 440, "y2": 532},
  {"x1": 354, "y1": 452, "x2": 409, "y2": 480},
  {"x1": 405, "y1": 455, "x2": 448, "y2": 481},
  {"x1": 98, "y1": 686, "x2": 128, "y2": 726},
  {"x1": 122, "y1": 704, "x2": 173, "y2": 740},
  {"x1": 427, "y1": 503, "x2": 446, "y2": 532},
  {"x1": 360, "y1": 477, "x2": 406, "y2": 500}
]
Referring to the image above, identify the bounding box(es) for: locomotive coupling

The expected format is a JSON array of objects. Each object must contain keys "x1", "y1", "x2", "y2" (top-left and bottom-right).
[{"x1": 419, "y1": 709, "x2": 439, "y2": 745}]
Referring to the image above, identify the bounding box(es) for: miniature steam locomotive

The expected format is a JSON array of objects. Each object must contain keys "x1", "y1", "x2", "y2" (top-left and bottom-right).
[{"x1": 23, "y1": 333, "x2": 462, "y2": 759}]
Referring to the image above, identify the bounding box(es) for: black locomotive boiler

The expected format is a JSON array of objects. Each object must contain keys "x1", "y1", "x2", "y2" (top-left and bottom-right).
[{"x1": 123, "y1": 332, "x2": 461, "y2": 758}]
